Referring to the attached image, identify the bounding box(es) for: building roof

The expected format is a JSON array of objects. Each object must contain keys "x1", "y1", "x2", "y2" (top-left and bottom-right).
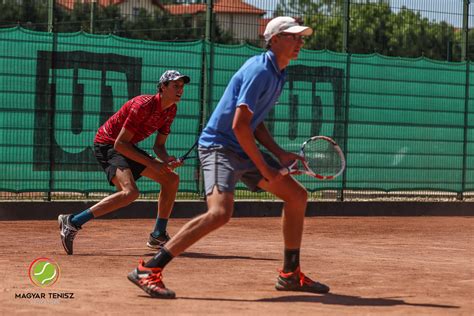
[
  {"x1": 215, "y1": 0, "x2": 266, "y2": 14},
  {"x1": 258, "y1": 17, "x2": 272, "y2": 38},
  {"x1": 164, "y1": 3, "x2": 206, "y2": 15},
  {"x1": 56, "y1": 0, "x2": 165, "y2": 11},
  {"x1": 165, "y1": 0, "x2": 265, "y2": 16}
]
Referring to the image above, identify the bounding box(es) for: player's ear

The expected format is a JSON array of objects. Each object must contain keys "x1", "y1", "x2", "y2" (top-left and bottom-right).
[
  {"x1": 270, "y1": 35, "x2": 278, "y2": 45},
  {"x1": 270, "y1": 34, "x2": 284, "y2": 49}
]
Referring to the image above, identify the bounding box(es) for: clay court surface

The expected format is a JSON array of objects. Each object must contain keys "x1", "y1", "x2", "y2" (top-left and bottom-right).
[{"x1": 0, "y1": 216, "x2": 472, "y2": 315}]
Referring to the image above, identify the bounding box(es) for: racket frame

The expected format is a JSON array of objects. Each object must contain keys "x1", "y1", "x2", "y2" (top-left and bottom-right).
[
  {"x1": 176, "y1": 139, "x2": 199, "y2": 163},
  {"x1": 281, "y1": 135, "x2": 346, "y2": 180}
]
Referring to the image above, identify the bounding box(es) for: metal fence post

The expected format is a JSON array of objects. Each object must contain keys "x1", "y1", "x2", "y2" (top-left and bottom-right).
[
  {"x1": 337, "y1": 0, "x2": 351, "y2": 202},
  {"x1": 198, "y1": 0, "x2": 215, "y2": 197},
  {"x1": 45, "y1": 0, "x2": 55, "y2": 200},
  {"x1": 47, "y1": 0, "x2": 54, "y2": 33},
  {"x1": 342, "y1": 0, "x2": 350, "y2": 53},
  {"x1": 90, "y1": 1, "x2": 96, "y2": 34},
  {"x1": 45, "y1": 33, "x2": 59, "y2": 201},
  {"x1": 458, "y1": 0, "x2": 470, "y2": 200},
  {"x1": 459, "y1": 60, "x2": 470, "y2": 200},
  {"x1": 462, "y1": 0, "x2": 470, "y2": 61},
  {"x1": 205, "y1": 0, "x2": 214, "y2": 42}
]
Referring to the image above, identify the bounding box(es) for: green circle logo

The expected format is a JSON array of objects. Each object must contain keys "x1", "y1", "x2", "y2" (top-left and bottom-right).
[{"x1": 28, "y1": 258, "x2": 60, "y2": 287}]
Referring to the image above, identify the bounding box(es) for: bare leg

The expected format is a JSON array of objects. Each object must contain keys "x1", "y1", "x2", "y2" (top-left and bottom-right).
[
  {"x1": 164, "y1": 186, "x2": 234, "y2": 256},
  {"x1": 141, "y1": 167, "x2": 180, "y2": 220},
  {"x1": 90, "y1": 168, "x2": 139, "y2": 218},
  {"x1": 257, "y1": 176, "x2": 308, "y2": 249}
]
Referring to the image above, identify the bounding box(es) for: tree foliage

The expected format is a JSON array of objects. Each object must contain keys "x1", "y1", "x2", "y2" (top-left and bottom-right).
[
  {"x1": 276, "y1": 0, "x2": 463, "y2": 61},
  {"x1": 0, "y1": 0, "x2": 469, "y2": 60},
  {"x1": 0, "y1": 0, "x2": 232, "y2": 43}
]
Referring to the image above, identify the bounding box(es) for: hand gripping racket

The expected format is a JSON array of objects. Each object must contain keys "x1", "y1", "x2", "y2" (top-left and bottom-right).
[
  {"x1": 280, "y1": 136, "x2": 346, "y2": 180},
  {"x1": 167, "y1": 140, "x2": 199, "y2": 169}
]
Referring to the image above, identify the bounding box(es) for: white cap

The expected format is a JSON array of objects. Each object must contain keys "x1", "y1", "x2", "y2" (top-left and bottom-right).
[{"x1": 264, "y1": 16, "x2": 313, "y2": 43}]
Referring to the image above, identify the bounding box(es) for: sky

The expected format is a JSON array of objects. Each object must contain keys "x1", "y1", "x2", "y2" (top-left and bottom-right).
[{"x1": 245, "y1": 0, "x2": 472, "y2": 28}]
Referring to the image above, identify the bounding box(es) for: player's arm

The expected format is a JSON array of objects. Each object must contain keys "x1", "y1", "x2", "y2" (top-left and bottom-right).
[
  {"x1": 114, "y1": 128, "x2": 169, "y2": 173},
  {"x1": 152, "y1": 133, "x2": 183, "y2": 169},
  {"x1": 254, "y1": 122, "x2": 303, "y2": 167},
  {"x1": 153, "y1": 133, "x2": 176, "y2": 163},
  {"x1": 233, "y1": 105, "x2": 280, "y2": 182}
]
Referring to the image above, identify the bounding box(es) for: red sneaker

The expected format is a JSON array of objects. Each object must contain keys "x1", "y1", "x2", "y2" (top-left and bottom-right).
[
  {"x1": 276, "y1": 267, "x2": 330, "y2": 294},
  {"x1": 127, "y1": 260, "x2": 176, "y2": 299}
]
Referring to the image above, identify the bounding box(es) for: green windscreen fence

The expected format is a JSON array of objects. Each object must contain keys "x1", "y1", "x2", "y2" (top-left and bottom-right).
[{"x1": 1, "y1": 27, "x2": 473, "y2": 194}]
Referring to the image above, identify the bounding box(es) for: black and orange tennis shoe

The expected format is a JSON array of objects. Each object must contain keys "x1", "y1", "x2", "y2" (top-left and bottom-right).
[
  {"x1": 146, "y1": 231, "x2": 170, "y2": 250},
  {"x1": 275, "y1": 267, "x2": 330, "y2": 294},
  {"x1": 127, "y1": 260, "x2": 176, "y2": 299}
]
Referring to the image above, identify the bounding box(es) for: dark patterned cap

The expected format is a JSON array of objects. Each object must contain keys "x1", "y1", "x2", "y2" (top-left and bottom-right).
[{"x1": 158, "y1": 70, "x2": 190, "y2": 87}]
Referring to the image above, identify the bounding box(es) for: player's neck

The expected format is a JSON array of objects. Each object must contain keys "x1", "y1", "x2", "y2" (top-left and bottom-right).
[
  {"x1": 270, "y1": 48, "x2": 291, "y2": 71},
  {"x1": 276, "y1": 57, "x2": 290, "y2": 71},
  {"x1": 157, "y1": 93, "x2": 175, "y2": 109}
]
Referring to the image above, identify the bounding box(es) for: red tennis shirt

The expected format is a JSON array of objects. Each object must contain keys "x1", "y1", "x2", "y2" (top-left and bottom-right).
[{"x1": 94, "y1": 94, "x2": 177, "y2": 145}]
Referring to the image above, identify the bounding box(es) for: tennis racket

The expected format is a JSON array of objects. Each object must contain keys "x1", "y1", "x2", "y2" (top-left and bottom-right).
[
  {"x1": 175, "y1": 139, "x2": 199, "y2": 163},
  {"x1": 280, "y1": 136, "x2": 346, "y2": 180}
]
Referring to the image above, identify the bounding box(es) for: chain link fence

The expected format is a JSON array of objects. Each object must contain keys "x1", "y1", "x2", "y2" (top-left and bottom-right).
[
  {"x1": 1, "y1": 1, "x2": 472, "y2": 60},
  {"x1": 1, "y1": 0, "x2": 473, "y2": 201}
]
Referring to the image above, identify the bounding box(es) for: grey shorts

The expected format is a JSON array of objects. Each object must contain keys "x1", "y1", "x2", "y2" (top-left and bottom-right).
[{"x1": 198, "y1": 146, "x2": 282, "y2": 195}]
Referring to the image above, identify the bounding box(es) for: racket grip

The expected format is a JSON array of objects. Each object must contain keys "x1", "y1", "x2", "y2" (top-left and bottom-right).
[
  {"x1": 279, "y1": 167, "x2": 290, "y2": 176},
  {"x1": 168, "y1": 157, "x2": 183, "y2": 168}
]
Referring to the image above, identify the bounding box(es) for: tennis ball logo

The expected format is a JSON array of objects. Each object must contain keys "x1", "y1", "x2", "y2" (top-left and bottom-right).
[{"x1": 28, "y1": 258, "x2": 60, "y2": 287}]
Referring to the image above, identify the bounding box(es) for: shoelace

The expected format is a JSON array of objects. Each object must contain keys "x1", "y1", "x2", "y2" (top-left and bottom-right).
[
  {"x1": 64, "y1": 226, "x2": 78, "y2": 239},
  {"x1": 143, "y1": 272, "x2": 163, "y2": 287},
  {"x1": 152, "y1": 232, "x2": 170, "y2": 242},
  {"x1": 298, "y1": 271, "x2": 312, "y2": 286},
  {"x1": 279, "y1": 268, "x2": 310, "y2": 287}
]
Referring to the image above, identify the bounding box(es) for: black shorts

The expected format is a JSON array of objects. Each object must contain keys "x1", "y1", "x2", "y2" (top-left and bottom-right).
[{"x1": 93, "y1": 143, "x2": 154, "y2": 186}]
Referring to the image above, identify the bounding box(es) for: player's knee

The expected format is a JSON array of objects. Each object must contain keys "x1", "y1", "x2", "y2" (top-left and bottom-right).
[
  {"x1": 213, "y1": 213, "x2": 232, "y2": 228},
  {"x1": 285, "y1": 186, "x2": 308, "y2": 206},
  {"x1": 167, "y1": 172, "x2": 180, "y2": 188},
  {"x1": 297, "y1": 189, "x2": 308, "y2": 207},
  {"x1": 298, "y1": 187, "x2": 308, "y2": 201},
  {"x1": 122, "y1": 188, "x2": 139, "y2": 203},
  {"x1": 207, "y1": 208, "x2": 232, "y2": 228}
]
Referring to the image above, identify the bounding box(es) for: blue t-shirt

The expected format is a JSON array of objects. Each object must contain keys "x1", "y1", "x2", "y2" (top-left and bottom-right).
[{"x1": 199, "y1": 50, "x2": 287, "y2": 156}]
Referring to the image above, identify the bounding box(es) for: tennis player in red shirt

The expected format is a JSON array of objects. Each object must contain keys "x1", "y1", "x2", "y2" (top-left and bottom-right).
[{"x1": 58, "y1": 70, "x2": 190, "y2": 255}]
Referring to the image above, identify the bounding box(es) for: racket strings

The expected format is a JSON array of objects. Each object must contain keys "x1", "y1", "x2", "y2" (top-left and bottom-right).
[{"x1": 303, "y1": 139, "x2": 343, "y2": 176}]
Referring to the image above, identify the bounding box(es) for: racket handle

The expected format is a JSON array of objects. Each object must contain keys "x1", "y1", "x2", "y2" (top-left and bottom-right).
[
  {"x1": 169, "y1": 157, "x2": 184, "y2": 167},
  {"x1": 280, "y1": 160, "x2": 297, "y2": 175}
]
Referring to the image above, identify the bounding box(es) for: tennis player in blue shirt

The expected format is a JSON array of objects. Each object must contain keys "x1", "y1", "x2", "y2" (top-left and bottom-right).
[{"x1": 128, "y1": 16, "x2": 330, "y2": 299}]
